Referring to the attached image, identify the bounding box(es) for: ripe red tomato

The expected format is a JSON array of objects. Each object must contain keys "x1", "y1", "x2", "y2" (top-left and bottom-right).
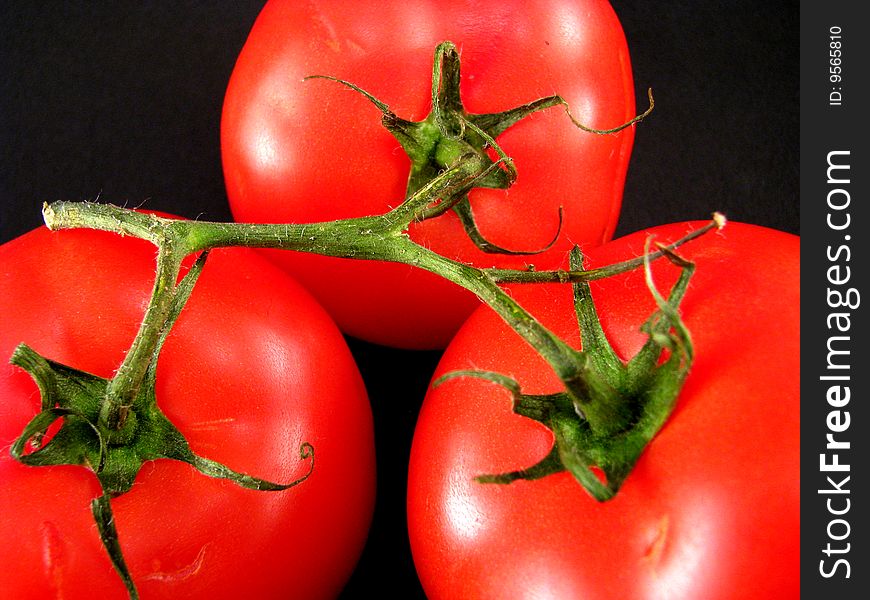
[
  {"x1": 221, "y1": 0, "x2": 637, "y2": 349},
  {"x1": 407, "y1": 221, "x2": 799, "y2": 598},
  {"x1": 0, "y1": 225, "x2": 375, "y2": 599}
]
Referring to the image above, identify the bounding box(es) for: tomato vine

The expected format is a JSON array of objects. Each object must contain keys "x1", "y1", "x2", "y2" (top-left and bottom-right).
[{"x1": 8, "y1": 40, "x2": 722, "y2": 599}]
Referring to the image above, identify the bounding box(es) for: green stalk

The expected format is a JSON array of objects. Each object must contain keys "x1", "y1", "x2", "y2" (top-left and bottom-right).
[
  {"x1": 14, "y1": 38, "x2": 721, "y2": 598},
  {"x1": 43, "y1": 196, "x2": 723, "y2": 429}
]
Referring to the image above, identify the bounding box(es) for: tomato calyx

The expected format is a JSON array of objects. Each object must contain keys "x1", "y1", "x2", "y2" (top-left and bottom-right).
[
  {"x1": 436, "y1": 240, "x2": 698, "y2": 501},
  {"x1": 307, "y1": 41, "x2": 653, "y2": 256},
  {"x1": 8, "y1": 248, "x2": 314, "y2": 600}
]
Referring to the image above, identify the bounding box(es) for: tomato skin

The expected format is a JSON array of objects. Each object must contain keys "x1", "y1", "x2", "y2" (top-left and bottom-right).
[
  {"x1": 221, "y1": 0, "x2": 636, "y2": 349},
  {"x1": 0, "y1": 226, "x2": 375, "y2": 599},
  {"x1": 407, "y1": 222, "x2": 799, "y2": 599}
]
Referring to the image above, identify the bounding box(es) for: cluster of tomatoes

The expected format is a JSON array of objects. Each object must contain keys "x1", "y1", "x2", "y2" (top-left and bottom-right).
[{"x1": 1, "y1": 1, "x2": 798, "y2": 598}]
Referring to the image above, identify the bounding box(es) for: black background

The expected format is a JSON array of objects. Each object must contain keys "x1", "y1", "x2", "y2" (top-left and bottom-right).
[{"x1": 1, "y1": 2, "x2": 798, "y2": 598}]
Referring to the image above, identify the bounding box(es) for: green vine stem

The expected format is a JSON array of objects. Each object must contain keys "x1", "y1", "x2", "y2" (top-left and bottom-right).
[
  {"x1": 42, "y1": 192, "x2": 724, "y2": 432},
  {"x1": 12, "y1": 39, "x2": 723, "y2": 598}
]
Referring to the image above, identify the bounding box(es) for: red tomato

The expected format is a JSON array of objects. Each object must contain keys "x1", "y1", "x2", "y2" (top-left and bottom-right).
[
  {"x1": 0, "y1": 226, "x2": 375, "y2": 599},
  {"x1": 407, "y1": 221, "x2": 799, "y2": 598},
  {"x1": 221, "y1": 0, "x2": 637, "y2": 349}
]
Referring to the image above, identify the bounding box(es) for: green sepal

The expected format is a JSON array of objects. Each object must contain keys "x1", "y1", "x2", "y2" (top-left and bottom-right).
[
  {"x1": 10, "y1": 404, "x2": 107, "y2": 472},
  {"x1": 453, "y1": 199, "x2": 564, "y2": 256},
  {"x1": 8, "y1": 249, "x2": 314, "y2": 598},
  {"x1": 92, "y1": 492, "x2": 139, "y2": 600},
  {"x1": 476, "y1": 445, "x2": 565, "y2": 483},
  {"x1": 10, "y1": 345, "x2": 109, "y2": 474},
  {"x1": 437, "y1": 244, "x2": 695, "y2": 501},
  {"x1": 307, "y1": 41, "x2": 578, "y2": 256}
]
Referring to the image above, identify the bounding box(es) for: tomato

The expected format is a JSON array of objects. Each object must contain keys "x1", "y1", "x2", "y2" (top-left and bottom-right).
[
  {"x1": 0, "y1": 225, "x2": 375, "y2": 599},
  {"x1": 221, "y1": 0, "x2": 637, "y2": 349},
  {"x1": 407, "y1": 221, "x2": 799, "y2": 598}
]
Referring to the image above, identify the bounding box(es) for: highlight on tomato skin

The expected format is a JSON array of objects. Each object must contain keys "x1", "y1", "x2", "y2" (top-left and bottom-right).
[
  {"x1": 407, "y1": 221, "x2": 800, "y2": 600},
  {"x1": 221, "y1": 0, "x2": 639, "y2": 349},
  {"x1": 0, "y1": 225, "x2": 376, "y2": 599}
]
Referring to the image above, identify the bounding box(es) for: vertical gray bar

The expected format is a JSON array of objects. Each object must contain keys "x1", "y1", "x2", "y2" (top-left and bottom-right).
[{"x1": 801, "y1": 1, "x2": 868, "y2": 596}]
